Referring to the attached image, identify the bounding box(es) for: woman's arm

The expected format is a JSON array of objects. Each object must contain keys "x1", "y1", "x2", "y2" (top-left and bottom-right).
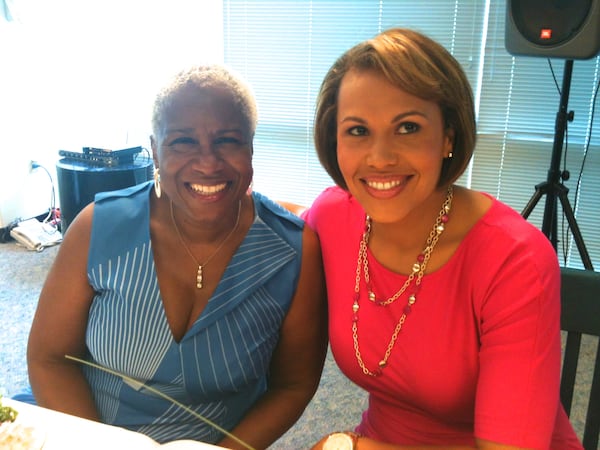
[
  {"x1": 311, "y1": 434, "x2": 533, "y2": 450},
  {"x1": 218, "y1": 226, "x2": 328, "y2": 450},
  {"x1": 27, "y1": 203, "x2": 100, "y2": 420}
]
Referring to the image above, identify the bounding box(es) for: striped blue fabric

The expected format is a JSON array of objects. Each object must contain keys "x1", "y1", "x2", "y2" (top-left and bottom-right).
[{"x1": 84, "y1": 182, "x2": 303, "y2": 444}]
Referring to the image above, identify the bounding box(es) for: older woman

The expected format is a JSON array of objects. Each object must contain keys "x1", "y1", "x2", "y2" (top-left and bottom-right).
[{"x1": 27, "y1": 65, "x2": 327, "y2": 449}]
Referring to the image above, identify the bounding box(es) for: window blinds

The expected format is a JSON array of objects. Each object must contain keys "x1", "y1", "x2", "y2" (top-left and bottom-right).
[{"x1": 223, "y1": 0, "x2": 600, "y2": 269}]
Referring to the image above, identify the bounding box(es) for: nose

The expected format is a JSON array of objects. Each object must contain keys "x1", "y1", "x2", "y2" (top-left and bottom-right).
[
  {"x1": 189, "y1": 145, "x2": 223, "y2": 173},
  {"x1": 366, "y1": 136, "x2": 397, "y2": 168}
]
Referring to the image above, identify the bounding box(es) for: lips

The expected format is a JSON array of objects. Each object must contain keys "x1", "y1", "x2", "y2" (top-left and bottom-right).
[
  {"x1": 365, "y1": 179, "x2": 402, "y2": 191},
  {"x1": 363, "y1": 177, "x2": 408, "y2": 191},
  {"x1": 189, "y1": 182, "x2": 227, "y2": 195}
]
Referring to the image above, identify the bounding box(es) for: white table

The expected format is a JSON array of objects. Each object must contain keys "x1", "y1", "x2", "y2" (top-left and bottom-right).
[{"x1": 2, "y1": 399, "x2": 227, "y2": 449}]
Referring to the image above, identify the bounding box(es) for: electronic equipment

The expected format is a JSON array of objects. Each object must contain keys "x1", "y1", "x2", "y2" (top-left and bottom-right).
[
  {"x1": 56, "y1": 157, "x2": 153, "y2": 233},
  {"x1": 505, "y1": 0, "x2": 600, "y2": 59},
  {"x1": 10, "y1": 218, "x2": 62, "y2": 251},
  {"x1": 58, "y1": 146, "x2": 143, "y2": 166}
]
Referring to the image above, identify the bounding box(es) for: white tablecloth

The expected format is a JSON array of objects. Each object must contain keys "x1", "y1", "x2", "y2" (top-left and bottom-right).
[{"x1": 2, "y1": 399, "x2": 227, "y2": 449}]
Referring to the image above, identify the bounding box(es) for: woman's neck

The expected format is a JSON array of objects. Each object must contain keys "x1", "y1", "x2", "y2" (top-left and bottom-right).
[{"x1": 367, "y1": 188, "x2": 454, "y2": 274}]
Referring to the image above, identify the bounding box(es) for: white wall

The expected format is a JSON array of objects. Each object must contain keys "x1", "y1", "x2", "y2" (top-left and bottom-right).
[{"x1": 0, "y1": 0, "x2": 224, "y2": 227}]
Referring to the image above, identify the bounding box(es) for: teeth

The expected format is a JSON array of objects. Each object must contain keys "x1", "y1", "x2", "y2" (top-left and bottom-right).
[
  {"x1": 190, "y1": 182, "x2": 227, "y2": 195},
  {"x1": 366, "y1": 180, "x2": 402, "y2": 190}
]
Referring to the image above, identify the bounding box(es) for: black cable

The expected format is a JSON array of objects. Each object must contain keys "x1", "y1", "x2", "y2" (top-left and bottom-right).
[
  {"x1": 548, "y1": 58, "x2": 600, "y2": 264},
  {"x1": 575, "y1": 74, "x2": 600, "y2": 211},
  {"x1": 31, "y1": 162, "x2": 58, "y2": 226}
]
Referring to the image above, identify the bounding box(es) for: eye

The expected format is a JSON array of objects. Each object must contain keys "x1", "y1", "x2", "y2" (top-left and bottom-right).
[
  {"x1": 167, "y1": 137, "x2": 198, "y2": 153},
  {"x1": 214, "y1": 136, "x2": 243, "y2": 146},
  {"x1": 347, "y1": 125, "x2": 368, "y2": 136},
  {"x1": 397, "y1": 122, "x2": 420, "y2": 134}
]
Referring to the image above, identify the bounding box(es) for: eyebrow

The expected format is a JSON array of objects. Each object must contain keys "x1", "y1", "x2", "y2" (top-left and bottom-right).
[
  {"x1": 339, "y1": 110, "x2": 428, "y2": 124},
  {"x1": 165, "y1": 127, "x2": 195, "y2": 135},
  {"x1": 165, "y1": 127, "x2": 244, "y2": 135}
]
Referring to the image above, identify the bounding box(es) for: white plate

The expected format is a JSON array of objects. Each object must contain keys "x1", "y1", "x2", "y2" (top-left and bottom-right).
[
  {"x1": 0, "y1": 421, "x2": 45, "y2": 450},
  {"x1": 160, "y1": 440, "x2": 228, "y2": 449}
]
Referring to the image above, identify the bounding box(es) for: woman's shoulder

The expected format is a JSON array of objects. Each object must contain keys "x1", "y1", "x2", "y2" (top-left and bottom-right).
[
  {"x1": 455, "y1": 189, "x2": 548, "y2": 243},
  {"x1": 94, "y1": 180, "x2": 153, "y2": 205},
  {"x1": 250, "y1": 191, "x2": 307, "y2": 256},
  {"x1": 312, "y1": 185, "x2": 355, "y2": 209},
  {"x1": 458, "y1": 190, "x2": 558, "y2": 275},
  {"x1": 89, "y1": 181, "x2": 152, "y2": 262},
  {"x1": 478, "y1": 193, "x2": 553, "y2": 247},
  {"x1": 303, "y1": 186, "x2": 363, "y2": 229},
  {"x1": 252, "y1": 191, "x2": 304, "y2": 228}
]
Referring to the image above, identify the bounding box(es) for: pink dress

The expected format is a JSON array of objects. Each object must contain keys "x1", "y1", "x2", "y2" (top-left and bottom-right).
[{"x1": 304, "y1": 186, "x2": 582, "y2": 449}]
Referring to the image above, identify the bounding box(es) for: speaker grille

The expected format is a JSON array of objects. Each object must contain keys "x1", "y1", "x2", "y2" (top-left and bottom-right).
[
  {"x1": 506, "y1": 0, "x2": 600, "y2": 59},
  {"x1": 511, "y1": 0, "x2": 592, "y2": 47}
]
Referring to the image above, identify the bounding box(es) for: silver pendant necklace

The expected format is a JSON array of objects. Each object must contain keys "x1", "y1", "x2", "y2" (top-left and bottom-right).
[{"x1": 170, "y1": 200, "x2": 242, "y2": 289}]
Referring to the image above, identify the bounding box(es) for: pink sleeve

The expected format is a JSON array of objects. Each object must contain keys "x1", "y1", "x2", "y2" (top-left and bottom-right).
[
  {"x1": 474, "y1": 237, "x2": 562, "y2": 448},
  {"x1": 301, "y1": 186, "x2": 344, "y2": 233}
]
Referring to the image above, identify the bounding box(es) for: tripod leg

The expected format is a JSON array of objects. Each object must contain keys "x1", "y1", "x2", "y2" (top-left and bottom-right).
[
  {"x1": 521, "y1": 184, "x2": 546, "y2": 219},
  {"x1": 557, "y1": 189, "x2": 594, "y2": 270},
  {"x1": 541, "y1": 191, "x2": 558, "y2": 249}
]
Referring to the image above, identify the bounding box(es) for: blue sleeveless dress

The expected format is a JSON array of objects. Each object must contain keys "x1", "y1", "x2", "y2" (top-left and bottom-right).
[{"x1": 84, "y1": 181, "x2": 303, "y2": 444}]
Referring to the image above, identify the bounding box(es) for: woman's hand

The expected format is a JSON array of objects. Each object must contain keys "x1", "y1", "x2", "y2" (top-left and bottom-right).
[{"x1": 311, "y1": 434, "x2": 532, "y2": 450}]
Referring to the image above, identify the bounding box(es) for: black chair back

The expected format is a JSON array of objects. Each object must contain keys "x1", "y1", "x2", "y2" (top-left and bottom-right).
[{"x1": 560, "y1": 267, "x2": 600, "y2": 450}]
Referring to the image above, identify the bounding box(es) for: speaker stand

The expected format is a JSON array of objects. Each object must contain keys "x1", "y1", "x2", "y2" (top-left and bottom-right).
[{"x1": 521, "y1": 60, "x2": 594, "y2": 270}]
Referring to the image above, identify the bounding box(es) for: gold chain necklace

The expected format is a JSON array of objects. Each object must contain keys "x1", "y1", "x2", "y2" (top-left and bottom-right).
[
  {"x1": 170, "y1": 199, "x2": 242, "y2": 289},
  {"x1": 352, "y1": 186, "x2": 453, "y2": 376}
]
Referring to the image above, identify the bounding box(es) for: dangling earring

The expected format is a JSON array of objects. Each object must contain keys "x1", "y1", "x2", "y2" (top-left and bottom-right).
[{"x1": 153, "y1": 168, "x2": 162, "y2": 198}]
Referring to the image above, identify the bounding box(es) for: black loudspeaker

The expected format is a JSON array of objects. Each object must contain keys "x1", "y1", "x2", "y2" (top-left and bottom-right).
[
  {"x1": 56, "y1": 158, "x2": 153, "y2": 234},
  {"x1": 505, "y1": 0, "x2": 600, "y2": 59}
]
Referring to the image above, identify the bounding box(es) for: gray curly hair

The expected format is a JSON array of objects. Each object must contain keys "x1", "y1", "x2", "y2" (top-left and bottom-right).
[{"x1": 151, "y1": 64, "x2": 258, "y2": 140}]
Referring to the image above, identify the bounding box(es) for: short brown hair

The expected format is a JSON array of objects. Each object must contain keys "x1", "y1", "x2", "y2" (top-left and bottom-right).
[{"x1": 314, "y1": 28, "x2": 476, "y2": 190}]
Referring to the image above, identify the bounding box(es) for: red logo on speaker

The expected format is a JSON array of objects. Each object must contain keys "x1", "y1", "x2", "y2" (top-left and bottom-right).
[{"x1": 540, "y1": 28, "x2": 552, "y2": 40}]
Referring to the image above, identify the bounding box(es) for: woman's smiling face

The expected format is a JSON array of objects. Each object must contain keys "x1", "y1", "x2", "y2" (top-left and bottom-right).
[
  {"x1": 336, "y1": 68, "x2": 453, "y2": 223},
  {"x1": 152, "y1": 84, "x2": 253, "y2": 223}
]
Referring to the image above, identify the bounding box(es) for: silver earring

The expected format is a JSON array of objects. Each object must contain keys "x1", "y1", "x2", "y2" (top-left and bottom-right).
[
  {"x1": 447, "y1": 152, "x2": 453, "y2": 159},
  {"x1": 153, "y1": 168, "x2": 161, "y2": 198}
]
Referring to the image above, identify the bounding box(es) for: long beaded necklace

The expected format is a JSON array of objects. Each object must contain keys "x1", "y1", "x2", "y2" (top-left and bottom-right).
[
  {"x1": 352, "y1": 186, "x2": 453, "y2": 376},
  {"x1": 170, "y1": 200, "x2": 242, "y2": 289}
]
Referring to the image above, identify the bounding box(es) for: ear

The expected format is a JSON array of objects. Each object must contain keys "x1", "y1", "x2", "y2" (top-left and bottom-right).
[
  {"x1": 150, "y1": 135, "x2": 159, "y2": 167},
  {"x1": 443, "y1": 128, "x2": 455, "y2": 158}
]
